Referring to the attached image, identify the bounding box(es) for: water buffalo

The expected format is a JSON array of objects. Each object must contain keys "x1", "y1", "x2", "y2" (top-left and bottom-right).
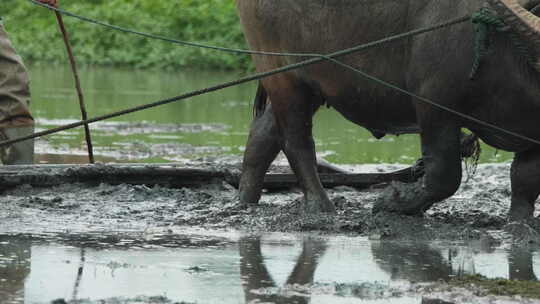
[{"x1": 236, "y1": 0, "x2": 540, "y2": 221}]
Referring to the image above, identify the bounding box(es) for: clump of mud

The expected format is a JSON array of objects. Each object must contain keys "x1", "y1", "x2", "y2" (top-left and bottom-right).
[{"x1": 0, "y1": 161, "x2": 538, "y2": 244}]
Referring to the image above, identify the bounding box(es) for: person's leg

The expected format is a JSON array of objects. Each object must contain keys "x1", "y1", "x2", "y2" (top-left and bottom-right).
[{"x1": 0, "y1": 23, "x2": 34, "y2": 165}]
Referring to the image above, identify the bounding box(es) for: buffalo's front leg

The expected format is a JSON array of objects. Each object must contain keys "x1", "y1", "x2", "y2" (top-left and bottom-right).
[
  {"x1": 272, "y1": 85, "x2": 335, "y2": 214},
  {"x1": 239, "y1": 103, "x2": 281, "y2": 206},
  {"x1": 373, "y1": 122, "x2": 462, "y2": 215}
]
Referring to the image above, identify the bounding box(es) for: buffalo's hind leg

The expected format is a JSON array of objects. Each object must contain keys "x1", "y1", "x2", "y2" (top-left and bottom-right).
[
  {"x1": 509, "y1": 148, "x2": 540, "y2": 221},
  {"x1": 238, "y1": 101, "x2": 281, "y2": 206},
  {"x1": 373, "y1": 121, "x2": 462, "y2": 215}
]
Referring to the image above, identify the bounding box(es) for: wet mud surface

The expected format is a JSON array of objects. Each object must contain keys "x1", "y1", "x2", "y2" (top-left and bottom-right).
[
  {"x1": 1, "y1": 160, "x2": 540, "y2": 303},
  {"x1": 0, "y1": 160, "x2": 539, "y2": 242}
]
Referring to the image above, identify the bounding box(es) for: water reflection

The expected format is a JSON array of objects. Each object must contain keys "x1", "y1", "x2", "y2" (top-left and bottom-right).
[
  {"x1": 0, "y1": 235, "x2": 538, "y2": 303},
  {"x1": 371, "y1": 241, "x2": 538, "y2": 283},
  {"x1": 509, "y1": 248, "x2": 538, "y2": 281},
  {"x1": 371, "y1": 241, "x2": 453, "y2": 282},
  {"x1": 0, "y1": 236, "x2": 31, "y2": 304},
  {"x1": 239, "y1": 236, "x2": 326, "y2": 304},
  {"x1": 71, "y1": 248, "x2": 86, "y2": 301}
]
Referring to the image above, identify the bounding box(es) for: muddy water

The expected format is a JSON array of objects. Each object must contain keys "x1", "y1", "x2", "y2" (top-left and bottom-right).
[
  {"x1": 1, "y1": 232, "x2": 538, "y2": 304},
  {"x1": 29, "y1": 64, "x2": 511, "y2": 164}
]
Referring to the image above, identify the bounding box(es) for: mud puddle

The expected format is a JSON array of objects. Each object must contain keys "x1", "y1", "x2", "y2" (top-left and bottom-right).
[{"x1": 1, "y1": 232, "x2": 539, "y2": 304}]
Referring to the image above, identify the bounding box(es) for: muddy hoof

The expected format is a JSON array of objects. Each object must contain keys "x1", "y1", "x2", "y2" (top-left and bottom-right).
[
  {"x1": 504, "y1": 221, "x2": 540, "y2": 244},
  {"x1": 508, "y1": 205, "x2": 535, "y2": 222},
  {"x1": 234, "y1": 194, "x2": 258, "y2": 210},
  {"x1": 236, "y1": 202, "x2": 258, "y2": 212},
  {"x1": 421, "y1": 298, "x2": 455, "y2": 304},
  {"x1": 303, "y1": 198, "x2": 336, "y2": 214},
  {"x1": 372, "y1": 181, "x2": 427, "y2": 216},
  {"x1": 237, "y1": 189, "x2": 261, "y2": 207}
]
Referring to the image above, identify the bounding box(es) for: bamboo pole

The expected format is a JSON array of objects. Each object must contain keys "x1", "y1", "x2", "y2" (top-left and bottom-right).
[{"x1": 55, "y1": 11, "x2": 95, "y2": 163}]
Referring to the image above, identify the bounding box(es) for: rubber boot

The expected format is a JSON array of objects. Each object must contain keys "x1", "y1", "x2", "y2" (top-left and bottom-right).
[{"x1": 0, "y1": 126, "x2": 34, "y2": 165}]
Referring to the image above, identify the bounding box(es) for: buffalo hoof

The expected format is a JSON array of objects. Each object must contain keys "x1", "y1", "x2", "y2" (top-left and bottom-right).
[
  {"x1": 229, "y1": 194, "x2": 256, "y2": 211},
  {"x1": 421, "y1": 298, "x2": 455, "y2": 304},
  {"x1": 236, "y1": 202, "x2": 258, "y2": 211},
  {"x1": 303, "y1": 196, "x2": 336, "y2": 214},
  {"x1": 508, "y1": 204, "x2": 535, "y2": 222},
  {"x1": 372, "y1": 181, "x2": 429, "y2": 216},
  {"x1": 237, "y1": 200, "x2": 259, "y2": 210},
  {"x1": 238, "y1": 188, "x2": 261, "y2": 207}
]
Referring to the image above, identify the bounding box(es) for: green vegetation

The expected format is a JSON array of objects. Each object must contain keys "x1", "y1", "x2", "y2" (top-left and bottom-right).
[
  {"x1": 2, "y1": 0, "x2": 250, "y2": 70},
  {"x1": 451, "y1": 275, "x2": 540, "y2": 299}
]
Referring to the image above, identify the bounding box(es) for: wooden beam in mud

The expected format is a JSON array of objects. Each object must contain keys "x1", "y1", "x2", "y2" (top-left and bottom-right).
[
  {"x1": 262, "y1": 167, "x2": 418, "y2": 189},
  {"x1": 0, "y1": 163, "x2": 419, "y2": 191}
]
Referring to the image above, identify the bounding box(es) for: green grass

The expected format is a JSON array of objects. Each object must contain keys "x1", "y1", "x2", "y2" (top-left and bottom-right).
[
  {"x1": 2, "y1": 0, "x2": 250, "y2": 70},
  {"x1": 451, "y1": 275, "x2": 540, "y2": 299}
]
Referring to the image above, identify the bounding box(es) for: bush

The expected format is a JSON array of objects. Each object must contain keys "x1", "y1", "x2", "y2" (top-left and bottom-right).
[{"x1": 2, "y1": 0, "x2": 251, "y2": 70}]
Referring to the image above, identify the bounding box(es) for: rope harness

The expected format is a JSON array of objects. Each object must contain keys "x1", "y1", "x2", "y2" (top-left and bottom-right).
[
  {"x1": 2, "y1": 1, "x2": 540, "y2": 149},
  {"x1": 471, "y1": 7, "x2": 535, "y2": 79}
]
